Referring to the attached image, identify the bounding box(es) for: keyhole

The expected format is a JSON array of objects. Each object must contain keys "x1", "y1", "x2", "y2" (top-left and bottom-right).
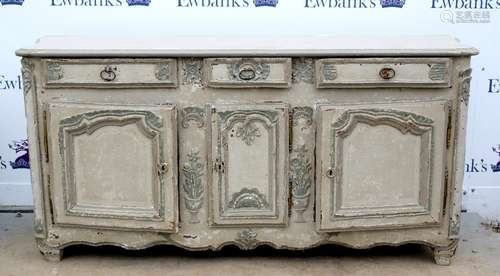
[{"x1": 326, "y1": 168, "x2": 336, "y2": 178}]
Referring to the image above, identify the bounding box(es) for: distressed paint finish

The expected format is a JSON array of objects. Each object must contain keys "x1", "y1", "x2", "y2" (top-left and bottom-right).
[{"x1": 16, "y1": 37, "x2": 475, "y2": 265}]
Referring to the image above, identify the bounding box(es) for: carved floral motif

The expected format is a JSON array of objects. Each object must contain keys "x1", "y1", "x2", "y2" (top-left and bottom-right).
[
  {"x1": 235, "y1": 121, "x2": 261, "y2": 146},
  {"x1": 236, "y1": 229, "x2": 258, "y2": 250},
  {"x1": 292, "y1": 106, "x2": 313, "y2": 127},
  {"x1": 182, "y1": 59, "x2": 203, "y2": 86},
  {"x1": 290, "y1": 144, "x2": 312, "y2": 223},
  {"x1": 182, "y1": 150, "x2": 205, "y2": 224},
  {"x1": 292, "y1": 58, "x2": 314, "y2": 83}
]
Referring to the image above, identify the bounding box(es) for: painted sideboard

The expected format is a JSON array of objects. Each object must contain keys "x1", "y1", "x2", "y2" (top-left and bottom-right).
[{"x1": 16, "y1": 36, "x2": 478, "y2": 264}]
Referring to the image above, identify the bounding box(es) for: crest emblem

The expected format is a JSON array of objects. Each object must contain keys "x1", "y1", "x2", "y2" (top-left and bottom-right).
[{"x1": 8, "y1": 139, "x2": 29, "y2": 169}]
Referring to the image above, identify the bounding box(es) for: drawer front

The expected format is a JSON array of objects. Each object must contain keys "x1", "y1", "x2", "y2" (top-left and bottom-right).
[
  {"x1": 316, "y1": 58, "x2": 452, "y2": 88},
  {"x1": 44, "y1": 58, "x2": 177, "y2": 88},
  {"x1": 204, "y1": 58, "x2": 291, "y2": 88}
]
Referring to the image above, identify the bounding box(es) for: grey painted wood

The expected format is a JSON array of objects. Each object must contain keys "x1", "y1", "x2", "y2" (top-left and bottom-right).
[{"x1": 18, "y1": 37, "x2": 475, "y2": 265}]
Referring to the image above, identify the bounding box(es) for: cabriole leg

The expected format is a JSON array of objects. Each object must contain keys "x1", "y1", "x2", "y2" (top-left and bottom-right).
[
  {"x1": 36, "y1": 238, "x2": 63, "y2": 262},
  {"x1": 433, "y1": 239, "x2": 459, "y2": 266}
]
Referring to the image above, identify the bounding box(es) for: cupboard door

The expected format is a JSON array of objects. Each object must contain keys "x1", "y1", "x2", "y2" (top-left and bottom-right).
[
  {"x1": 209, "y1": 103, "x2": 289, "y2": 226},
  {"x1": 316, "y1": 100, "x2": 448, "y2": 232},
  {"x1": 47, "y1": 102, "x2": 178, "y2": 232}
]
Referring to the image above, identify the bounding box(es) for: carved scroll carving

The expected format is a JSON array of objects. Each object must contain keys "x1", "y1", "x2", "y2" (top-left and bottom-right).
[
  {"x1": 181, "y1": 107, "x2": 205, "y2": 128},
  {"x1": 292, "y1": 106, "x2": 313, "y2": 127},
  {"x1": 429, "y1": 63, "x2": 447, "y2": 81},
  {"x1": 155, "y1": 63, "x2": 170, "y2": 81},
  {"x1": 228, "y1": 188, "x2": 269, "y2": 209},
  {"x1": 21, "y1": 58, "x2": 35, "y2": 95},
  {"x1": 47, "y1": 62, "x2": 63, "y2": 81},
  {"x1": 459, "y1": 68, "x2": 472, "y2": 106}
]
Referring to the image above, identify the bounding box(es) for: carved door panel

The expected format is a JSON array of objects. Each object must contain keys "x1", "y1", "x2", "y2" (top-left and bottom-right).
[
  {"x1": 209, "y1": 103, "x2": 289, "y2": 226},
  {"x1": 316, "y1": 100, "x2": 449, "y2": 232},
  {"x1": 47, "y1": 102, "x2": 178, "y2": 232}
]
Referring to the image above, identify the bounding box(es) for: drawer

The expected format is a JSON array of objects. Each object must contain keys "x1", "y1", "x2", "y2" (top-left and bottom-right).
[
  {"x1": 204, "y1": 58, "x2": 291, "y2": 88},
  {"x1": 316, "y1": 58, "x2": 452, "y2": 88},
  {"x1": 44, "y1": 58, "x2": 177, "y2": 88}
]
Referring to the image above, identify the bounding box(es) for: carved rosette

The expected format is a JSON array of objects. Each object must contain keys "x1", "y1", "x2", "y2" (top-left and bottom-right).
[
  {"x1": 429, "y1": 63, "x2": 447, "y2": 81},
  {"x1": 155, "y1": 63, "x2": 170, "y2": 81},
  {"x1": 182, "y1": 58, "x2": 203, "y2": 86},
  {"x1": 290, "y1": 144, "x2": 312, "y2": 223},
  {"x1": 181, "y1": 107, "x2": 205, "y2": 128},
  {"x1": 292, "y1": 58, "x2": 314, "y2": 83},
  {"x1": 182, "y1": 150, "x2": 205, "y2": 224},
  {"x1": 47, "y1": 62, "x2": 63, "y2": 81},
  {"x1": 459, "y1": 68, "x2": 472, "y2": 106},
  {"x1": 21, "y1": 58, "x2": 34, "y2": 95},
  {"x1": 235, "y1": 229, "x2": 258, "y2": 250}
]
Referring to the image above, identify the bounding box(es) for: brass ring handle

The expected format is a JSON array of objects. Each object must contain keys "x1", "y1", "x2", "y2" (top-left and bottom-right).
[
  {"x1": 379, "y1": 67, "x2": 396, "y2": 80},
  {"x1": 100, "y1": 65, "x2": 117, "y2": 82},
  {"x1": 326, "y1": 168, "x2": 336, "y2": 179},
  {"x1": 238, "y1": 64, "x2": 256, "y2": 81}
]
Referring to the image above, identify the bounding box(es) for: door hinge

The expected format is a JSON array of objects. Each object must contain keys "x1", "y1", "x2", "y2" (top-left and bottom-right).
[
  {"x1": 446, "y1": 105, "x2": 453, "y2": 149},
  {"x1": 43, "y1": 110, "x2": 49, "y2": 163},
  {"x1": 288, "y1": 111, "x2": 293, "y2": 152},
  {"x1": 443, "y1": 168, "x2": 450, "y2": 215},
  {"x1": 214, "y1": 158, "x2": 225, "y2": 173}
]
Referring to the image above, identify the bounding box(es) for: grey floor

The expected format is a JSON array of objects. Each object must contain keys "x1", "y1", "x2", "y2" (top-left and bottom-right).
[{"x1": 0, "y1": 212, "x2": 499, "y2": 276}]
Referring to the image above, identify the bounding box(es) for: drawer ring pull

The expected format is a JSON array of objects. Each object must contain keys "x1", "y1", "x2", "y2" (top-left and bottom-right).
[
  {"x1": 379, "y1": 67, "x2": 396, "y2": 80},
  {"x1": 100, "y1": 65, "x2": 117, "y2": 82},
  {"x1": 326, "y1": 168, "x2": 336, "y2": 179},
  {"x1": 238, "y1": 64, "x2": 256, "y2": 81}
]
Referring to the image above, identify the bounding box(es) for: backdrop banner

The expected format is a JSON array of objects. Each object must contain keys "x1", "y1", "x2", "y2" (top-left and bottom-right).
[{"x1": 0, "y1": 0, "x2": 499, "y2": 220}]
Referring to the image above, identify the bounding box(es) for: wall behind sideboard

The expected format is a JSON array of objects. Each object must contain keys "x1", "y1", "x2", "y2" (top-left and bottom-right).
[{"x1": 0, "y1": 0, "x2": 499, "y2": 220}]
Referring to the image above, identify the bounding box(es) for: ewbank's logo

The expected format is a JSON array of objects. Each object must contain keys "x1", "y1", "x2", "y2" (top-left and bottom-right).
[
  {"x1": 178, "y1": 0, "x2": 278, "y2": 8},
  {"x1": 127, "y1": 0, "x2": 150, "y2": 5},
  {"x1": 305, "y1": 0, "x2": 406, "y2": 9},
  {"x1": 8, "y1": 139, "x2": 29, "y2": 169},
  {"x1": 380, "y1": 0, "x2": 405, "y2": 8},
  {"x1": 254, "y1": 0, "x2": 277, "y2": 7},
  {"x1": 50, "y1": 0, "x2": 151, "y2": 7},
  {"x1": 0, "y1": 0, "x2": 24, "y2": 5},
  {"x1": 491, "y1": 145, "x2": 500, "y2": 173}
]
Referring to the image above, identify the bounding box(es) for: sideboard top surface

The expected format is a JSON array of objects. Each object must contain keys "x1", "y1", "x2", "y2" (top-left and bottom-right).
[{"x1": 16, "y1": 35, "x2": 479, "y2": 58}]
